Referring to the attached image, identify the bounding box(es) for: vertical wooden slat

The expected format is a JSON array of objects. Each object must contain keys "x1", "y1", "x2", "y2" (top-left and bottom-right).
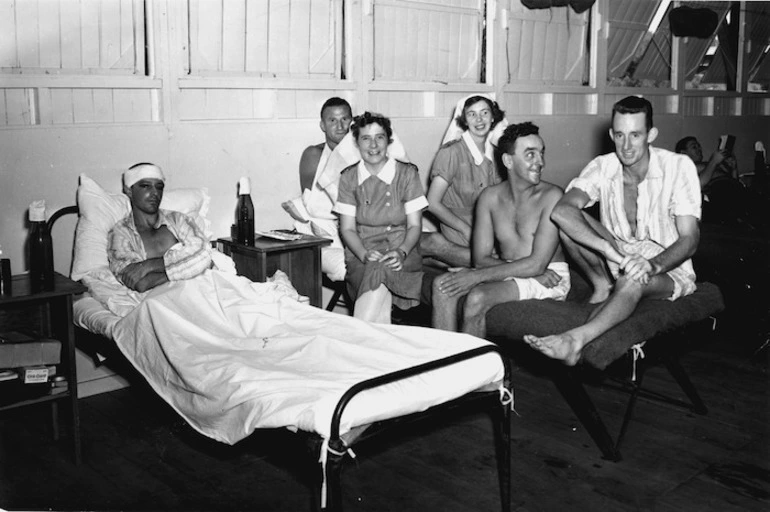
[
  {"x1": 222, "y1": 0, "x2": 245, "y2": 72},
  {"x1": 437, "y1": 10, "x2": 449, "y2": 80},
  {"x1": 5, "y1": 89, "x2": 29, "y2": 125},
  {"x1": 100, "y1": 0, "x2": 121, "y2": 68},
  {"x1": 122, "y1": 0, "x2": 140, "y2": 72},
  {"x1": 92, "y1": 89, "x2": 114, "y2": 122},
  {"x1": 80, "y1": 0, "x2": 100, "y2": 69},
  {"x1": 268, "y1": 0, "x2": 291, "y2": 74},
  {"x1": 38, "y1": 0, "x2": 61, "y2": 69},
  {"x1": 72, "y1": 89, "x2": 94, "y2": 123},
  {"x1": 455, "y1": 11, "x2": 466, "y2": 80},
  {"x1": 274, "y1": 89, "x2": 297, "y2": 118},
  {"x1": 449, "y1": 12, "x2": 461, "y2": 80},
  {"x1": 113, "y1": 89, "x2": 151, "y2": 122},
  {"x1": 59, "y1": 0, "x2": 82, "y2": 69},
  {"x1": 421, "y1": 9, "x2": 433, "y2": 79},
  {"x1": 190, "y1": 0, "x2": 223, "y2": 71},
  {"x1": 177, "y1": 88, "x2": 204, "y2": 120},
  {"x1": 245, "y1": 0, "x2": 268, "y2": 73},
  {"x1": 0, "y1": 0, "x2": 15, "y2": 68},
  {"x1": 50, "y1": 88, "x2": 74, "y2": 124},
  {"x1": 16, "y1": 0, "x2": 40, "y2": 68},
  {"x1": 289, "y1": 0, "x2": 310, "y2": 75},
  {"x1": 308, "y1": 0, "x2": 334, "y2": 75},
  {"x1": 0, "y1": 90, "x2": 7, "y2": 126}
]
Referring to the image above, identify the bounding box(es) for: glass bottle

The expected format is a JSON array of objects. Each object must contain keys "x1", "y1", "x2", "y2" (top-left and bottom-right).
[
  {"x1": 28, "y1": 200, "x2": 54, "y2": 292},
  {"x1": 236, "y1": 177, "x2": 255, "y2": 246}
]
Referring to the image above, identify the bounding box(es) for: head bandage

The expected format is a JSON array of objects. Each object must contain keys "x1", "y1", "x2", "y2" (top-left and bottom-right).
[{"x1": 123, "y1": 164, "x2": 165, "y2": 189}]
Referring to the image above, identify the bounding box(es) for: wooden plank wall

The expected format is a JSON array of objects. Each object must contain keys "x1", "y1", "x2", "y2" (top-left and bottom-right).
[
  {"x1": 0, "y1": 0, "x2": 144, "y2": 73},
  {"x1": 3, "y1": 0, "x2": 767, "y2": 128}
]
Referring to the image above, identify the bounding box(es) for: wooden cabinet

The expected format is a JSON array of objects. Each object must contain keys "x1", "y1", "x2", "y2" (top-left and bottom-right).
[
  {"x1": 0, "y1": 272, "x2": 86, "y2": 464},
  {"x1": 216, "y1": 236, "x2": 331, "y2": 308}
]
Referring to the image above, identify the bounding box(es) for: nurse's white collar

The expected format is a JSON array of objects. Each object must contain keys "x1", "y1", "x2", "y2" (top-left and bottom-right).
[{"x1": 357, "y1": 157, "x2": 396, "y2": 185}]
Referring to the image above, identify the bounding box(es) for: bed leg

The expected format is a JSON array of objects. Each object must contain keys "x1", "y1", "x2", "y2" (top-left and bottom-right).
[
  {"x1": 492, "y1": 394, "x2": 511, "y2": 512},
  {"x1": 551, "y1": 366, "x2": 622, "y2": 462},
  {"x1": 323, "y1": 441, "x2": 345, "y2": 512},
  {"x1": 665, "y1": 354, "x2": 708, "y2": 414}
]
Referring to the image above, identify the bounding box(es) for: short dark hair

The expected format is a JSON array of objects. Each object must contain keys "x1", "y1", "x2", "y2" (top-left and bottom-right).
[
  {"x1": 675, "y1": 136, "x2": 698, "y2": 153},
  {"x1": 497, "y1": 122, "x2": 540, "y2": 155},
  {"x1": 128, "y1": 162, "x2": 157, "y2": 170},
  {"x1": 320, "y1": 97, "x2": 352, "y2": 118},
  {"x1": 455, "y1": 95, "x2": 506, "y2": 132},
  {"x1": 351, "y1": 111, "x2": 393, "y2": 143},
  {"x1": 612, "y1": 95, "x2": 653, "y2": 131}
]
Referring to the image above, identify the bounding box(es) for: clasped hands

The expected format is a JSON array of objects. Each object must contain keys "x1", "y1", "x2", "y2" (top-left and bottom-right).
[
  {"x1": 363, "y1": 249, "x2": 405, "y2": 271},
  {"x1": 618, "y1": 253, "x2": 655, "y2": 284},
  {"x1": 605, "y1": 242, "x2": 655, "y2": 284}
]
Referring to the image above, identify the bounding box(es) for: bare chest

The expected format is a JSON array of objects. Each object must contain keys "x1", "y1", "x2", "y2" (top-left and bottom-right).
[
  {"x1": 622, "y1": 179, "x2": 639, "y2": 233},
  {"x1": 491, "y1": 203, "x2": 540, "y2": 260},
  {"x1": 139, "y1": 225, "x2": 179, "y2": 259}
]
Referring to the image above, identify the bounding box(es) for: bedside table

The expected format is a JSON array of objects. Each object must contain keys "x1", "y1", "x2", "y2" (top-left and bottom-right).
[
  {"x1": 217, "y1": 236, "x2": 332, "y2": 307},
  {"x1": 0, "y1": 272, "x2": 87, "y2": 464}
]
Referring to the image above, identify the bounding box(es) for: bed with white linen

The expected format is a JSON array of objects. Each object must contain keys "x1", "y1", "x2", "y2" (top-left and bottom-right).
[{"x1": 54, "y1": 174, "x2": 512, "y2": 512}]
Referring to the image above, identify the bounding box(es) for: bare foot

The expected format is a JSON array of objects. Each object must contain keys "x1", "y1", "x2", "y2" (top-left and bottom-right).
[{"x1": 523, "y1": 333, "x2": 583, "y2": 366}]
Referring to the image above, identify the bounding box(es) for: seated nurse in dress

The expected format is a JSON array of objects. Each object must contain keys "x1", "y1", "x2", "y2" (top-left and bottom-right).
[
  {"x1": 420, "y1": 94, "x2": 507, "y2": 268},
  {"x1": 333, "y1": 112, "x2": 429, "y2": 323}
]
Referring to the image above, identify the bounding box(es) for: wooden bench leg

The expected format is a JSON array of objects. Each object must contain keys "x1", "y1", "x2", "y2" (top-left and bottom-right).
[
  {"x1": 665, "y1": 355, "x2": 708, "y2": 414},
  {"x1": 551, "y1": 367, "x2": 622, "y2": 461},
  {"x1": 615, "y1": 364, "x2": 646, "y2": 453}
]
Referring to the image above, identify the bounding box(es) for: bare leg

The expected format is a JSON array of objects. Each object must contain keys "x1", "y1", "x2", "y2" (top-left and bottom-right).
[
  {"x1": 461, "y1": 281, "x2": 521, "y2": 338},
  {"x1": 524, "y1": 274, "x2": 674, "y2": 365},
  {"x1": 419, "y1": 232, "x2": 471, "y2": 268},
  {"x1": 432, "y1": 275, "x2": 463, "y2": 331},
  {"x1": 354, "y1": 284, "x2": 393, "y2": 324},
  {"x1": 559, "y1": 213, "x2": 619, "y2": 303}
]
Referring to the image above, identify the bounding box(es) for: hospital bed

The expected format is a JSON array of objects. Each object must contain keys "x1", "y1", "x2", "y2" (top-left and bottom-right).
[{"x1": 48, "y1": 175, "x2": 512, "y2": 511}]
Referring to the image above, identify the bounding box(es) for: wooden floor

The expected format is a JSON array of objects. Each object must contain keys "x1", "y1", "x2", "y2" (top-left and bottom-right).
[{"x1": 0, "y1": 322, "x2": 768, "y2": 511}]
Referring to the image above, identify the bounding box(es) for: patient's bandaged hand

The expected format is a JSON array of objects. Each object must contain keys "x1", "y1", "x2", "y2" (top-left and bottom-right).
[{"x1": 282, "y1": 198, "x2": 310, "y2": 223}]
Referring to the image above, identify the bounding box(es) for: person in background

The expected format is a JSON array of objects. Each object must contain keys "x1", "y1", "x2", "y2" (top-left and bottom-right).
[
  {"x1": 108, "y1": 163, "x2": 212, "y2": 292},
  {"x1": 432, "y1": 122, "x2": 568, "y2": 337},
  {"x1": 334, "y1": 112, "x2": 428, "y2": 323},
  {"x1": 676, "y1": 136, "x2": 751, "y2": 226},
  {"x1": 419, "y1": 94, "x2": 507, "y2": 268},
  {"x1": 525, "y1": 96, "x2": 701, "y2": 365},
  {"x1": 675, "y1": 136, "x2": 727, "y2": 189},
  {"x1": 282, "y1": 97, "x2": 353, "y2": 282}
]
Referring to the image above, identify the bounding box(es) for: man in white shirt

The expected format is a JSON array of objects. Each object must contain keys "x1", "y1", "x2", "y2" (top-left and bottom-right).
[{"x1": 524, "y1": 96, "x2": 701, "y2": 366}]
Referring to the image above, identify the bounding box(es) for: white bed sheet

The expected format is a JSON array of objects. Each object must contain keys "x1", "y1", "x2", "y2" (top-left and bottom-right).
[
  {"x1": 76, "y1": 270, "x2": 505, "y2": 445},
  {"x1": 73, "y1": 294, "x2": 122, "y2": 339}
]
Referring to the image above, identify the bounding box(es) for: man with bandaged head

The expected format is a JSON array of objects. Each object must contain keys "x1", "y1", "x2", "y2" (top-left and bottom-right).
[{"x1": 107, "y1": 163, "x2": 212, "y2": 292}]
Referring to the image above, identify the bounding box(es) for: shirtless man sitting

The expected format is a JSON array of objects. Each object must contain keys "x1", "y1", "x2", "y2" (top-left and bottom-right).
[
  {"x1": 108, "y1": 163, "x2": 212, "y2": 292},
  {"x1": 524, "y1": 96, "x2": 701, "y2": 365},
  {"x1": 282, "y1": 97, "x2": 353, "y2": 282},
  {"x1": 432, "y1": 122, "x2": 569, "y2": 338}
]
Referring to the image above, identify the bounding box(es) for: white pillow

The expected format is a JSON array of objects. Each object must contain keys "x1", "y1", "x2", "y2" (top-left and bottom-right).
[{"x1": 71, "y1": 173, "x2": 212, "y2": 281}]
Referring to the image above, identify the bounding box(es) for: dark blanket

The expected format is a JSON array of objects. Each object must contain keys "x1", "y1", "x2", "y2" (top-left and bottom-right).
[{"x1": 485, "y1": 274, "x2": 724, "y2": 370}]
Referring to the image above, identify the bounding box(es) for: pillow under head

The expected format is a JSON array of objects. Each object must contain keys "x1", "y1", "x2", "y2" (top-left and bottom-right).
[{"x1": 71, "y1": 173, "x2": 211, "y2": 281}]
